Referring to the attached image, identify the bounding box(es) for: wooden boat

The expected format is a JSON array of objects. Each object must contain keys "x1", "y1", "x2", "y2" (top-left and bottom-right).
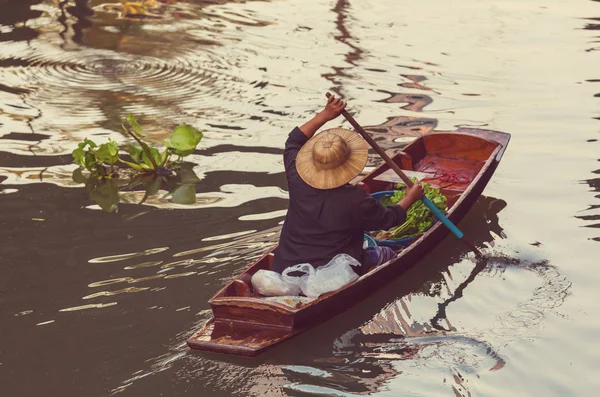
[{"x1": 187, "y1": 127, "x2": 510, "y2": 356}]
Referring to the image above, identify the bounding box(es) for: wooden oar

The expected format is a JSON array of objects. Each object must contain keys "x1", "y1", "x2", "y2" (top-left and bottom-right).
[{"x1": 325, "y1": 92, "x2": 482, "y2": 258}]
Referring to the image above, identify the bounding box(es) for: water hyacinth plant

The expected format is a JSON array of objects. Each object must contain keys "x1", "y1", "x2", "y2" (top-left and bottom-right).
[{"x1": 71, "y1": 114, "x2": 204, "y2": 212}]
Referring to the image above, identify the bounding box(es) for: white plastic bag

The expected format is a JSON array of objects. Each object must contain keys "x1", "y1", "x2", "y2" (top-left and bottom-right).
[
  {"x1": 251, "y1": 269, "x2": 301, "y2": 296},
  {"x1": 282, "y1": 254, "x2": 361, "y2": 298}
]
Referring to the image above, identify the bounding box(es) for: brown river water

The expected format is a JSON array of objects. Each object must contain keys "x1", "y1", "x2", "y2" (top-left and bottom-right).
[{"x1": 1, "y1": 0, "x2": 599, "y2": 396}]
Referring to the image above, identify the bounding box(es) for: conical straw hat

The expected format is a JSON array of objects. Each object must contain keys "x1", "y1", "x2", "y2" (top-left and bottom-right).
[{"x1": 296, "y1": 128, "x2": 368, "y2": 190}]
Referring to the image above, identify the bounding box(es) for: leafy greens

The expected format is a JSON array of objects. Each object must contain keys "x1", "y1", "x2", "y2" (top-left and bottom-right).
[{"x1": 375, "y1": 180, "x2": 447, "y2": 240}]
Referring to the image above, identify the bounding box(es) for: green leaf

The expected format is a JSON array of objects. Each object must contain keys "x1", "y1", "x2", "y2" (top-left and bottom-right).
[
  {"x1": 127, "y1": 142, "x2": 160, "y2": 169},
  {"x1": 171, "y1": 184, "x2": 196, "y2": 204},
  {"x1": 144, "y1": 177, "x2": 162, "y2": 196},
  {"x1": 380, "y1": 195, "x2": 394, "y2": 207},
  {"x1": 128, "y1": 142, "x2": 143, "y2": 163},
  {"x1": 144, "y1": 147, "x2": 162, "y2": 169},
  {"x1": 72, "y1": 147, "x2": 85, "y2": 167},
  {"x1": 127, "y1": 141, "x2": 162, "y2": 169},
  {"x1": 126, "y1": 113, "x2": 144, "y2": 137},
  {"x1": 84, "y1": 152, "x2": 97, "y2": 172},
  {"x1": 73, "y1": 138, "x2": 99, "y2": 169},
  {"x1": 160, "y1": 148, "x2": 169, "y2": 166},
  {"x1": 175, "y1": 163, "x2": 201, "y2": 184},
  {"x1": 81, "y1": 138, "x2": 97, "y2": 149},
  {"x1": 164, "y1": 125, "x2": 203, "y2": 157},
  {"x1": 118, "y1": 157, "x2": 146, "y2": 172},
  {"x1": 72, "y1": 167, "x2": 88, "y2": 184},
  {"x1": 89, "y1": 179, "x2": 120, "y2": 213},
  {"x1": 93, "y1": 140, "x2": 119, "y2": 165}
]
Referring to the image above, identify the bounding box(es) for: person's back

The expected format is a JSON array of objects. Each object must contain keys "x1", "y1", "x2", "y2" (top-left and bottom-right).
[
  {"x1": 272, "y1": 96, "x2": 424, "y2": 275},
  {"x1": 273, "y1": 175, "x2": 366, "y2": 272}
]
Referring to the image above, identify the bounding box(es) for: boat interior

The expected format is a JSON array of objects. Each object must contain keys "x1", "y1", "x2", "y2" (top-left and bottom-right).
[{"x1": 215, "y1": 132, "x2": 501, "y2": 302}]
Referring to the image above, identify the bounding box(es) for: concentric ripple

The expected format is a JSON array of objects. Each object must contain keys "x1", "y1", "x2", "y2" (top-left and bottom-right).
[
  {"x1": 0, "y1": 37, "x2": 271, "y2": 153},
  {"x1": 0, "y1": 41, "x2": 272, "y2": 166},
  {"x1": 1, "y1": 49, "x2": 243, "y2": 107}
]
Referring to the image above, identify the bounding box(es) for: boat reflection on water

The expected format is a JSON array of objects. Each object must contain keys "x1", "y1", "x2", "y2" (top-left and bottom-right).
[{"x1": 72, "y1": 162, "x2": 202, "y2": 212}]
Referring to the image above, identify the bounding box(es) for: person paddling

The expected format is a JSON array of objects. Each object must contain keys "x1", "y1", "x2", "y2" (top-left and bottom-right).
[{"x1": 272, "y1": 95, "x2": 424, "y2": 276}]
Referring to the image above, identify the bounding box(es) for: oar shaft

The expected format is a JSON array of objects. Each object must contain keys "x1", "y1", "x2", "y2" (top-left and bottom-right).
[
  {"x1": 338, "y1": 106, "x2": 415, "y2": 187},
  {"x1": 422, "y1": 196, "x2": 464, "y2": 238},
  {"x1": 326, "y1": 92, "x2": 480, "y2": 256}
]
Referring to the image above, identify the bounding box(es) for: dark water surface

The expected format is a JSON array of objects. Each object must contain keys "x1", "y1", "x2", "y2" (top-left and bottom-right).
[{"x1": 1, "y1": 0, "x2": 599, "y2": 396}]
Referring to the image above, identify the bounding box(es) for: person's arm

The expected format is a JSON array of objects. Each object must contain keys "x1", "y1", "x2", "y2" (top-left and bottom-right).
[
  {"x1": 358, "y1": 184, "x2": 424, "y2": 231},
  {"x1": 284, "y1": 95, "x2": 347, "y2": 172},
  {"x1": 398, "y1": 184, "x2": 424, "y2": 211},
  {"x1": 298, "y1": 95, "x2": 346, "y2": 138}
]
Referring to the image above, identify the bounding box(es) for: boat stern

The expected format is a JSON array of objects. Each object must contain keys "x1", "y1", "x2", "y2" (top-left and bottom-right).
[
  {"x1": 187, "y1": 318, "x2": 302, "y2": 356},
  {"x1": 187, "y1": 297, "x2": 300, "y2": 356}
]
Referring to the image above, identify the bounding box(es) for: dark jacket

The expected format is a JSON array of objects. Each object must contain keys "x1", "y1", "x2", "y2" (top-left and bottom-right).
[{"x1": 271, "y1": 127, "x2": 407, "y2": 273}]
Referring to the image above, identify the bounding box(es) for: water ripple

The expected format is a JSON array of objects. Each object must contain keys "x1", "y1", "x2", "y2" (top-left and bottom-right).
[
  {"x1": 88, "y1": 247, "x2": 170, "y2": 263},
  {"x1": 2, "y1": 1, "x2": 599, "y2": 397},
  {"x1": 0, "y1": 49, "x2": 246, "y2": 116}
]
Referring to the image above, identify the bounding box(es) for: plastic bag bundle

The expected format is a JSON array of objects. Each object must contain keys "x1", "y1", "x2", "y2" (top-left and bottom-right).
[
  {"x1": 282, "y1": 254, "x2": 360, "y2": 298},
  {"x1": 251, "y1": 269, "x2": 301, "y2": 296}
]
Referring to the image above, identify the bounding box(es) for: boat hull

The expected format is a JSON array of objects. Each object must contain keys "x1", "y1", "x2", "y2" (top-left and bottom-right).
[{"x1": 188, "y1": 128, "x2": 510, "y2": 356}]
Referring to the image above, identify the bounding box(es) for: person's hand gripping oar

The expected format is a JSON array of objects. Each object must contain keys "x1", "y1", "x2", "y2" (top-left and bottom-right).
[{"x1": 325, "y1": 92, "x2": 483, "y2": 258}]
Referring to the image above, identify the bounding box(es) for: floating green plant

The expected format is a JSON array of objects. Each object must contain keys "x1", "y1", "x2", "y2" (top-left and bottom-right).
[{"x1": 72, "y1": 114, "x2": 203, "y2": 212}]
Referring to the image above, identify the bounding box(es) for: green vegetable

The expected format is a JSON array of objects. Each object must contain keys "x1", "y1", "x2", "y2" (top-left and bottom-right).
[{"x1": 376, "y1": 179, "x2": 447, "y2": 240}]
